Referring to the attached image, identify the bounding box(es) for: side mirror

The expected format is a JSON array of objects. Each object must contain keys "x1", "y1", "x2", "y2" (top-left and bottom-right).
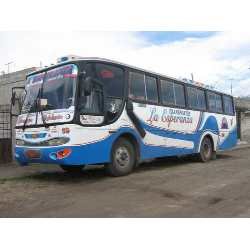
[
  {"x1": 83, "y1": 77, "x2": 94, "y2": 96},
  {"x1": 10, "y1": 87, "x2": 26, "y2": 116}
]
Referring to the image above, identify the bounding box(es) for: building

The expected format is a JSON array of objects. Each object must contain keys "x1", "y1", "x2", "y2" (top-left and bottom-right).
[
  {"x1": 0, "y1": 67, "x2": 37, "y2": 105},
  {"x1": 235, "y1": 97, "x2": 250, "y2": 142},
  {"x1": 0, "y1": 67, "x2": 37, "y2": 163}
]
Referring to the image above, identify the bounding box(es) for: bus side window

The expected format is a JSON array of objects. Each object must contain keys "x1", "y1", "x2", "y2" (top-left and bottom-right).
[
  {"x1": 129, "y1": 72, "x2": 146, "y2": 101},
  {"x1": 207, "y1": 91, "x2": 223, "y2": 113},
  {"x1": 145, "y1": 76, "x2": 158, "y2": 103},
  {"x1": 187, "y1": 87, "x2": 206, "y2": 110},
  {"x1": 223, "y1": 95, "x2": 234, "y2": 115},
  {"x1": 174, "y1": 83, "x2": 185, "y2": 107},
  {"x1": 160, "y1": 80, "x2": 175, "y2": 105},
  {"x1": 160, "y1": 80, "x2": 185, "y2": 107}
]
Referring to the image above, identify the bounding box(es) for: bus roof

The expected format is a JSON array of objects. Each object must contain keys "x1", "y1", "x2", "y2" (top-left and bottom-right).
[{"x1": 27, "y1": 57, "x2": 232, "y2": 97}]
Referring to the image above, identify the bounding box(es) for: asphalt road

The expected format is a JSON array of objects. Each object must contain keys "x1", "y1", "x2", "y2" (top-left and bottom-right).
[{"x1": 1, "y1": 147, "x2": 250, "y2": 217}]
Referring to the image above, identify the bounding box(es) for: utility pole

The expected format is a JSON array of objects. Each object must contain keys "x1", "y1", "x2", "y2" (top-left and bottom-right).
[
  {"x1": 5, "y1": 61, "x2": 14, "y2": 74},
  {"x1": 229, "y1": 78, "x2": 234, "y2": 95}
]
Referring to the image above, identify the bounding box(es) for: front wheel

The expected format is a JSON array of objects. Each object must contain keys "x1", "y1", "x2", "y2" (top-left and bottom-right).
[
  {"x1": 106, "y1": 138, "x2": 136, "y2": 177},
  {"x1": 198, "y1": 137, "x2": 214, "y2": 162},
  {"x1": 60, "y1": 165, "x2": 85, "y2": 173}
]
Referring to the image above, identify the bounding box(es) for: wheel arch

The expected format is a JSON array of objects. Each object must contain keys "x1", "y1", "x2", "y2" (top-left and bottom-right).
[
  {"x1": 112, "y1": 132, "x2": 140, "y2": 164},
  {"x1": 198, "y1": 131, "x2": 218, "y2": 152}
]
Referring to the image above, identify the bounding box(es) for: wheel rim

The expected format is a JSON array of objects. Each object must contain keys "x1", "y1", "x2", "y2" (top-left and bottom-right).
[
  {"x1": 115, "y1": 146, "x2": 130, "y2": 168},
  {"x1": 203, "y1": 141, "x2": 211, "y2": 159}
]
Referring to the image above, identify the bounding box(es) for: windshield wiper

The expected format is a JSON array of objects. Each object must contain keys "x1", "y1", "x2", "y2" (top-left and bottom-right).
[
  {"x1": 37, "y1": 86, "x2": 49, "y2": 128},
  {"x1": 22, "y1": 103, "x2": 32, "y2": 131}
]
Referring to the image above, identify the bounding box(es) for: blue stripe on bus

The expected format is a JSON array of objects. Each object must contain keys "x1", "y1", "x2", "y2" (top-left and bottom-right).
[
  {"x1": 218, "y1": 127, "x2": 237, "y2": 150},
  {"x1": 140, "y1": 115, "x2": 219, "y2": 139},
  {"x1": 139, "y1": 115, "x2": 219, "y2": 153}
]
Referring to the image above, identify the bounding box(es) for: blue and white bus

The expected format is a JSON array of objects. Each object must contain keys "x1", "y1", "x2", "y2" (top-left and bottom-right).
[{"x1": 14, "y1": 57, "x2": 237, "y2": 176}]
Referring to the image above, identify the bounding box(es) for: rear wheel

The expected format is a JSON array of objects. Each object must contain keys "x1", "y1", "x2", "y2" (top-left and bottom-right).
[
  {"x1": 198, "y1": 137, "x2": 214, "y2": 162},
  {"x1": 60, "y1": 165, "x2": 84, "y2": 173},
  {"x1": 106, "y1": 138, "x2": 136, "y2": 177}
]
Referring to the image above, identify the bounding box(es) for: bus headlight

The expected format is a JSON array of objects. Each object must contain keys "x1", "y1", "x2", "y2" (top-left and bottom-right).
[
  {"x1": 16, "y1": 137, "x2": 70, "y2": 146},
  {"x1": 16, "y1": 139, "x2": 25, "y2": 146},
  {"x1": 47, "y1": 137, "x2": 70, "y2": 146}
]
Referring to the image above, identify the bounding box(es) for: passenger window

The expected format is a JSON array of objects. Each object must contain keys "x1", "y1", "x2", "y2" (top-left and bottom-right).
[
  {"x1": 161, "y1": 80, "x2": 186, "y2": 107},
  {"x1": 187, "y1": 87, "x2": 206, "y2": 110},
  {"x1": 223, "y1": 95, "x2": 234, "y2": 115},
  {"x1": 129, "y1": 72, "x2": 146, "y2": 101},
  {"x1": 174, "y1": 83, "x2": 185, "y2": 107},
  {"x1": 145, "y1": 76, "x2": 158, "y2": 103},
  {"x1": 207, "y1": 91, "x2": 223, "y2": 113},
  {"x1": 160, "y1": 80, "x2": 175, "y2": 105}
]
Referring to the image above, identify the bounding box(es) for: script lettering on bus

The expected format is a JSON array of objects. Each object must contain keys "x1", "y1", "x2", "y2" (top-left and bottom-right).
[{"x1": 147, "y1": 107, "x2": 193, "y2": 128}]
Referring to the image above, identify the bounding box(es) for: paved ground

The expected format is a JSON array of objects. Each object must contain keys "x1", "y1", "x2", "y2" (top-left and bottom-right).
[{"x1": 1, "y1": 146, "x2": 250, "y2": 217}]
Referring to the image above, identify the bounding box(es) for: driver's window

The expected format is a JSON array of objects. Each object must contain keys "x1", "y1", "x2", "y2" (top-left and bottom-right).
[
  {"x1": 79, "y1": 84, "x2": 103, "y2": 115},
  {"x1": 95, "y1": 64, "x2": 124, "y2": 98},
  {"x1": 81, "y1": 63, "x2": 103, "y2": 113},
  {"x1": 85, "y1": 63, "x2": 124, "y2": 98}
]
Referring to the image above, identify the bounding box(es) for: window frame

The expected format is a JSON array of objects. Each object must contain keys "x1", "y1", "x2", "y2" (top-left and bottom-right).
[
  {"x1": 206, "y1": 90, "x2": 223, "y2": 114},
  {"x1": 160, "y1": 79, "x2": 175, "y2": 106},
  {"x1": 186, "y1": 85, "x2": 207, "y2": 111},
  {"x1": 159, "y1": 77, "x2": 187, "y2": 109},
  {"x1": 173, "y1": 81, "x2": 186, "y2": 107},
  {"x1": 128, "y1": 70, "x2": 146, "y2": 101},
  {"x1": 128, "y1": 69, "x2": 160, "y2": 105},
  {"x1": 86, "y1": 62, "x2": 126, "y2": 99},
  {"x1": 144, "y1": 74, "x2": 159, "y2": 104},
  {"x1": 222, "y1": 94, "x2": 235, "y2": 116},
  {"x1": 78, "y1": 60, "x2": 127, "y2": 127}
]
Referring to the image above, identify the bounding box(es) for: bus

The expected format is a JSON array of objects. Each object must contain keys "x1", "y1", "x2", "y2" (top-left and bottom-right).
[{"x1": 13, "y1": 57, "x2": 237, "y2": 176}]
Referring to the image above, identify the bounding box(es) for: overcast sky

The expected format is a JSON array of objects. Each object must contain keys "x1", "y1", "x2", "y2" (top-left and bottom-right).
[{"x1": 0, "y1": 31, "x2": 249, "y2": 96}]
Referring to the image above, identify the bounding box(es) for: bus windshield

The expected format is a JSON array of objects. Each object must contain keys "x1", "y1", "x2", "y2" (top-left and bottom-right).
[
  {"x1": 21, "y1": 72, "x2": 44, "y2": 114},
  {"x1": 22, "y1": 64, "x2": 78, "y2": 114}
]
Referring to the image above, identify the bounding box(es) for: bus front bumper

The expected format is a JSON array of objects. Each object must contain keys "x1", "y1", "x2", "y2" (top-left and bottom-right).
[{"x1": 15, "y1": 144, "x2": 109, "y2": 166}]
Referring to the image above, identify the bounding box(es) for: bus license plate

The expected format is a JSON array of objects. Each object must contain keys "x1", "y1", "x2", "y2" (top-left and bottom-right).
[{"x1": 25, "y1": 149, "x2": 41, "y2": 159}]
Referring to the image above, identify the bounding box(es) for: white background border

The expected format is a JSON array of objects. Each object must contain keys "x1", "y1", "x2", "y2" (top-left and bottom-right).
[{"x1": 1, "y1": 0, "x2": 250, "y2": 249}]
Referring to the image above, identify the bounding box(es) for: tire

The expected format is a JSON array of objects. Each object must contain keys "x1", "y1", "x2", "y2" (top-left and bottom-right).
[
  {"x1": 106, "y1": 138, "x2": 136, "y2": 177},
  {"x1": 198, "y1": 136, "x2": 214, "y2": 162},
  {"x1": 60, "y1": 165, "x2": 84, "y2": 173},
  {"x1": 211, "y1": 150, "x2": 217, "y2": 160}
]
